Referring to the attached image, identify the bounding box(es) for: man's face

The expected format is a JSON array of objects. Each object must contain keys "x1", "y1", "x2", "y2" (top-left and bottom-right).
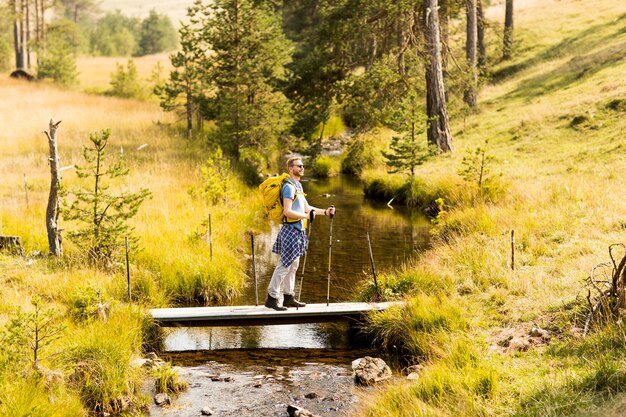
[{"x1": 290, "y1": 160, "x2": 305, "y2": 178}]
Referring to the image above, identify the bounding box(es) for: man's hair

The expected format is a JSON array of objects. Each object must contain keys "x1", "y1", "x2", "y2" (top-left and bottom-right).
[{"x1": 287, "y1": 157, "x2": 302, "y2": 169}]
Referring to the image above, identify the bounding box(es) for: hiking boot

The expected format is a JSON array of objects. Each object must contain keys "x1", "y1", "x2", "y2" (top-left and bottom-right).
[
  {"x1": 283, "y1": 294, "x2": 306, "y2": 308},
  {"x1": 265, "y1": 295, "x2": 287, "y2": 311}
]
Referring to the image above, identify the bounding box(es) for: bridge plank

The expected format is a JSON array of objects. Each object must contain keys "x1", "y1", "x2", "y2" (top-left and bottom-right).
[{"x1": 151, "y1": 302, "x2": 400, "y2": 327}]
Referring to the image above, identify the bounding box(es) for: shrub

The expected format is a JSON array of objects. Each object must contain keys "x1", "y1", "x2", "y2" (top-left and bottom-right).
[
  {"x1": 340, "y1": 135, "x2": 380, "y2": 175},
  {"x1": 153, "y1": 363, "x2": 188, "y2": 394},
  {"x1": 37, "y1": 21, "x2": 79, "y2": 85},
  {"x1": 309, "y1": 155, "x2": 340, "y2": 178},
  {"x1": 66, "y1": 285, "x2": 112, "y2": 323},
  {"x1": 64, "y1": 309, "x2": 146, "y2": 415},
  {"x1": 107, "y1": 60, "x2": 150, "y2": 99},
  {"x1": 366, "y1": 295, "x2": 468, "y2": 360}
]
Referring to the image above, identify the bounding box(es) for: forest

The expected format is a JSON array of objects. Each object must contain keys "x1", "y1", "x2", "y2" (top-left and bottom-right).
[{"x1": 1, "y1": 0, "x2": 626, "y2": 415}]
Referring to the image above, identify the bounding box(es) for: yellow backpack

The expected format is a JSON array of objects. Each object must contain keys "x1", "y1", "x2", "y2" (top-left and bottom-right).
[{"x1": 259, "y1": 173, "x2": 306, "y2": 226}]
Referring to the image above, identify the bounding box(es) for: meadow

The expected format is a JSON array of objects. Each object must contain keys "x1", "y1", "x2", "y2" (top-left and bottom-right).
[
  {"x1": 0, "y1": 0, "x2": 625, "y2": 415},
  {"x1": 0, "y1": 63, "x2": 260, "y2": 413},
  {"x1": 353, "y1": 0, "x2": 626, "y2": 415}
]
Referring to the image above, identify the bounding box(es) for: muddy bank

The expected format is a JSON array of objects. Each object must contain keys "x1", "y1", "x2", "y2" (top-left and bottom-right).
[{"x1": 150, "y1": 349, "x2": 381, "y2": 417}]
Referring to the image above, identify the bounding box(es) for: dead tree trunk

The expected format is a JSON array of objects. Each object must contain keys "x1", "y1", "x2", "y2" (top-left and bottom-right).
[
  {"x1": 45, "y1": 119, "x2": 63, "y2": 256},
  {"x1": 423, "y1": 0, "x2": 453, "y2": 152},
  {"x1": 503, "y1": 0, "x2": 514, "y2": 60},
  {"x1": 464, "y1": 0, "x2": 478, "y2": 109}
]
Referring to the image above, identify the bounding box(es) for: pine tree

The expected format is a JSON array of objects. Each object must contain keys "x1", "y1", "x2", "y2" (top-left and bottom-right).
[
  {"x1": 382, "y1": 91, "x2": 438, "y2": 178},
  {"x1": 136, "y1": 9, "x2": 178, "y2": 56},
  {"x1": 202, "y1": 0, "x2": 293, "y2": 169},
  {"x1": 158, "y1": 16, "x2": 210, "y2": 139},
  {"x1": 63, "y1": 129, "x2": 151, "y2": 268}
]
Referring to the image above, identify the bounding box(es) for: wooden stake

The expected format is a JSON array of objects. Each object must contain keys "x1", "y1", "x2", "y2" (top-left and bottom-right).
[
  {"x1": 125, "y1": 236, "x2": 131, "y2": 302},
  {"x1": 209, "y1": 213, "x2": 213, "y2": 261},
  {"x1": 327, "y1": 206, "x2": 335, "y2": 307},
  {"x1": 511, "y1": 229, "x2": 515, "y2": 271},
  {"x1": 23, "y1": 174, "x2": 28, "y2": 208}
]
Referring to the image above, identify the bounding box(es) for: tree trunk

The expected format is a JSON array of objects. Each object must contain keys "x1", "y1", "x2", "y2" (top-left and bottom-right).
[
  {"x1": 423, "y1": 0, "x2": 453, "y2": 152},
  {"x1": 477, "y1": 0, "x2": 486, "y2": 74},
  {"x1": 45, "y1": 120, "x2": 63, "y2": 257},
  {"x1": 25, "y1": 0, "x2": 31, "y2": 68},
  {"x1": 12, "y1": 0, "x2": 25, "y2": 69},
  {"x1": 503, "y1": 0, "x2": 514, "y2": 60},
  {"x1": 40, "y1": 0, "x2": 46, "y2": 56},
  {"x1": 34, "y1": 0, "x2": 40, "y2": 61},
  {"x1": 186, "y1": 85, "x2": 193, "y2": 139},
  {"x1": 464, "y1": 0, "x2": 478, "y2": 108},
  {"x1": 439, "y1": 0, "x2": 449, "y2": 83},
  {"x1": 19, "y1": 0, "x2": 27, "y2": 68}
]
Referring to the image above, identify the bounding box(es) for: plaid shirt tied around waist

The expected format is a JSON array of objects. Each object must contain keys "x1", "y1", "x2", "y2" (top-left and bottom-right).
[{"x1": 272, "y1": 223, "x2": 308, "y2": 267}]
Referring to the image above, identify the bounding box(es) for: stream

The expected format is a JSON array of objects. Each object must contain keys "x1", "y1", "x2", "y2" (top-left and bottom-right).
[{"x1": 151, "y1": 175, "x2": 431, "y2": 416}]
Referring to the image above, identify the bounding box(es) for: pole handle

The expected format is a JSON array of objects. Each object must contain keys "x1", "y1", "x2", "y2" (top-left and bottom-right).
[{"x1": 329, "y1": 205, "x2": 335, "y2": 219}]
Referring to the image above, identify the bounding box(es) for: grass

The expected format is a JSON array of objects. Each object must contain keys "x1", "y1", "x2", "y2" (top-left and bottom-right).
[
  {"x1": 76, "y1": 54, "x2": 172, "y2": 94},
  {"x1": 0, "y1": 0, "x2": 625, "y2": 415},
  {"x1": 354, "y1": 0, "x2": 626, "y2": 415},
  {"x1": 0, "y1": 52, "x2": 264, "y2": 414}
]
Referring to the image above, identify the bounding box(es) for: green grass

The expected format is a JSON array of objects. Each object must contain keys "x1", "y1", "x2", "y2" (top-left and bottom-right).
[{"x1": 355, "y1": 0, "x2": 626, "y2": 415}]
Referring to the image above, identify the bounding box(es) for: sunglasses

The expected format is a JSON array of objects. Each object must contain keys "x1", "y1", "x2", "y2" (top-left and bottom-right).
[{"x1": 293, "y1": 164, "x2": 305, "y2": 169}]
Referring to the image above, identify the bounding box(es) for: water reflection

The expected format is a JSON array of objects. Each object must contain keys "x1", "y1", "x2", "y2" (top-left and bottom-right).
[
  {"x1": 165, "y1": 323, "x2": 350, "y2": 351},
  {"x1": 165, "y1": 175, "x2": 430, "y2": 351}
]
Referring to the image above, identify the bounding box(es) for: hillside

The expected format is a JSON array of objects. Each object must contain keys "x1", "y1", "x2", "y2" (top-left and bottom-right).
[{"x1": 356, "y1": 0, "x2": 626, "y2": 415}]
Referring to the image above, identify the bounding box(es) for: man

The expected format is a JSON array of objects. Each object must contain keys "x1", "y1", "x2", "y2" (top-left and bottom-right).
[{"x1": 265, "y1": 156, "x2": 336, "y2": 311}]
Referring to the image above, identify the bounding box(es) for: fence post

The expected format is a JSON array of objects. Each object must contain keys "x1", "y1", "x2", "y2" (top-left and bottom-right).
[
  {"x1": 125, "y1": 236, "x2": 131, "y2": 301},
  {"x1": 209, "y1": 213, "x2": 213, "y2": 261},
  {"x1": 23, "y1": 174, "x2": 28, "y2": 208},
  {"x1": 511, "y1": 229, "x2": 515, "y2": 271}
]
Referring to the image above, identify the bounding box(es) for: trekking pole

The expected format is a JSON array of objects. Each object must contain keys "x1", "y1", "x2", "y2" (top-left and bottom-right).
[
  {"x1": 251, "y1": 233, "x2": 258, "y2": 306},
  {"x1": 327, "y1": 206, "x2": 335, "y2": 307},
  {"x1": 297, "y1": 215, "x2": 314, "y2": 310}
]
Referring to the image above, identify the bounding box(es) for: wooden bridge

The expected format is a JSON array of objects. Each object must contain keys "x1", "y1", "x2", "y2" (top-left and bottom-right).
[{"x1": 150, "y1": 301, "x2": 399, "y2": 327}]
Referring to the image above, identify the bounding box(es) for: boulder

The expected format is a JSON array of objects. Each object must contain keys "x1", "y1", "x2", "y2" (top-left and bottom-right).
[
  {"x1": 154, "y1": 393, "x2": 171, "y2": 407},
  {"x1": 352, "y1": 356, "x2": 392, "y2": 386},
  {"x1": 287, "y1": 404, "x2": 321, "y2": 417},
  {"x1": 529, "y1": 325, "x2": 551, "y2": 340}
]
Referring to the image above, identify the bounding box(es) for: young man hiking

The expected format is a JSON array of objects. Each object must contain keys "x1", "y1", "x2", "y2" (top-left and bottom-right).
[{"x1": 265, "y1": 157, "x2": 336, "y2": 311}]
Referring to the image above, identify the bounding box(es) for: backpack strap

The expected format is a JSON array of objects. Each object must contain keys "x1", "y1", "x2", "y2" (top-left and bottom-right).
[{"x1": 282, "y1": 178, "x2": 307, "y2": 225}]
